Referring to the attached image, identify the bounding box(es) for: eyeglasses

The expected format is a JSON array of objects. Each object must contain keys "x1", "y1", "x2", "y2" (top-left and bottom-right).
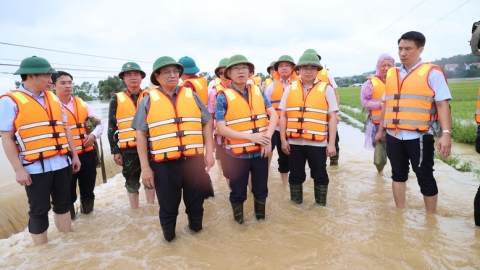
[
  {"x1": 159, "y1": 69, "x2": 181, "y2": 76},
  {"x1": 217, "y1": 71, "x2": 224, "y2": 76},
  {"x1": 231, "y1": 65, "x2": 249, "y2": 72},
  {"x1": 299, "y1": 66, "x2": 318, "y2": 72}
]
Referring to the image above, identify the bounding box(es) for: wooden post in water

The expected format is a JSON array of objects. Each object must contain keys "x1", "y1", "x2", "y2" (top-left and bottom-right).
[{"x1": 99, "y1": 137, "x2": 107, "y2": 183}]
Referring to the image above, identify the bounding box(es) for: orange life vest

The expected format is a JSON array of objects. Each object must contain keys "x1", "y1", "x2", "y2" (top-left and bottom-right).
[
  {"x1": 1, "y1": 90, "x2": 69, "y2": 162},
  {"x1": 115, "y1": 90, "x2": 146, "y2": 149},
  {"x1": 271, "y1": 72, "x2": 299, "y2": 117},
  {"x1": 316, "y1": 68, "x2": 330, "y2": 84},
  {"x1": 220, "y1": 85, "x2": 268, "y2": 155},
  {"x1": 213, "y1": 80, "x2": 229, "y2": 135},
  {"x1": 476, "y1": 87, "x2": 480, "y2": 124},
  {"x1": 63, "y1": 97, "x2": 94, "y2": 155},
  {"x1": 182, "y1": 76, "x2": 208, "y2": 106},
  {"x1": 369, "y1": 76, "x2": 385, "y2": 124},
  {"x1": 264, "y1": 77, "x2": 273, "y2": 91},
  {"x1": 286, "y1": 81, "x2": 329, "y2": 141},
  {"x1": 146, "y1": 87, "x2": 204, "y2": 162},
  {"x1": 250, "y1": 75, "x2": 262, "y2": 87},
  {"x1": 384, "y1": 64, "x2": 443, "y2": 132}
]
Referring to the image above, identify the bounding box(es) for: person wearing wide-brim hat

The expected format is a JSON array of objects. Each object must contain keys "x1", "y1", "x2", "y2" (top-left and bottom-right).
[
  {"x1": 132, "y1": 56, "x2": 215, "y2": 242},
  {"x1": 208, "y1": 58, "x2": 231, "y2": 186},
  {"x1": 303, "y1": 48, "x2": 341, "y2": 166},
  {"x1": 262, "y1": 61, "x2": 276, "y2": 92},
  {"x1": 107, "y1": 61, "x2": 155, "y2": 209},
  {"x1": 278, "y1": 52, "x2": 338, "y2": 207},
  {"x1": 265, "y1": 55, "x2": 299, "y2": 188},
  {"x1": 0, "y1": 56, "x2": 81, "y2": 246},
  {"x1": 215, "y1": 55, "x2": 278, "y2": 224}
]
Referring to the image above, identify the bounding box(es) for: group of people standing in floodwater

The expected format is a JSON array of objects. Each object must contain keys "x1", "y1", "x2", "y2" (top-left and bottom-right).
[{"x1": 0, "y1": 30, "x2": 479, "y2": 246}]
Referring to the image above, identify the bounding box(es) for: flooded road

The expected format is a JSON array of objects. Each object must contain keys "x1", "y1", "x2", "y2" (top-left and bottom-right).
[{"x1": 0, "y1": 122, "x2": 478, "y2": 269}]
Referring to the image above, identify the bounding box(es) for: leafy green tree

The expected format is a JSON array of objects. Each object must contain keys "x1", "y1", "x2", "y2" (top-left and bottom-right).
[
  {"x1": 199, "y1": 72, "x2": 213, "y2": 83},
  {"x1": 98, "y1": 76, "x2": 123, "y2": 100},
  {"x1": 73, "y1": 81, "x2": 97, "y2": 101},
  {"x1": 15, "y1": 81, "x2": 21, "y2": 89}
]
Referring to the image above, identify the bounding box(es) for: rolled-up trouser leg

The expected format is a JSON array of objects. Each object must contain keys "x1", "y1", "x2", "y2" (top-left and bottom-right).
[{"x1": 122, "y1": 152, "x2": 141, "y2": 193}]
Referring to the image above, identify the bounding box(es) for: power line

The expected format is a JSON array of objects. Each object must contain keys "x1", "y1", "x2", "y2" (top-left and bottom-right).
[
  {"x1": 0, "y1": 41, "x2": 152, "y2": 64},
  {"x1": 0, "y1": 57, "x2": 121, "y2": 70},
  {"x1": 0, "y1": 63, "x2": 153, "y2": 74},
  {"x1": 332, "y1": 0, "x2": 426, "y2": 64}
]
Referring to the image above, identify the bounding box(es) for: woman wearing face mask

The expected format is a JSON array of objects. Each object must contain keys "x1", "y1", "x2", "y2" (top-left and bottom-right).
[{"x1": 360, "y1": 53, "x2": 395, "y2": 174}]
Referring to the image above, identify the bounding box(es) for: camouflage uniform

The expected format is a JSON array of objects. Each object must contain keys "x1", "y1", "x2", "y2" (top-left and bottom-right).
[{"x1": 108, "y1": 89, "x2": 148, "y2": 193}]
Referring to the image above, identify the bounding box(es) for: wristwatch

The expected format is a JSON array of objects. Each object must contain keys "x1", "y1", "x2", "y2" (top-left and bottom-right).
[{"x1": 442, "y1": 129, "x2": 452, "y2": 135}]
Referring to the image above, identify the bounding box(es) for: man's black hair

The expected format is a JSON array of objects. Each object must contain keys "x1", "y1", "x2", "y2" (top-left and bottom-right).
[
  {"x1": 51, "y1": 71, "x2": 73, "y2": 85},
  {"x1": 398, "y1": 31, "x2": 426, "y2": 48}
]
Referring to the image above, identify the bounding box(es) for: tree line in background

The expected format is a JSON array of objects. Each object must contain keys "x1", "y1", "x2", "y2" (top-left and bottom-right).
[{"x1": 12, "y1": 53, "x2": 480, "y2": 100}]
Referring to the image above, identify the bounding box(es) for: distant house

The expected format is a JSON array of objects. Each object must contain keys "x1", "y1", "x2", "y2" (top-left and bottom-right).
[
  {"x1": 464, "y1": 62, "x2": 480, "y2": 69},
  {"x1": 444, "y1": 64, "x2": 458, "y2": 71}
]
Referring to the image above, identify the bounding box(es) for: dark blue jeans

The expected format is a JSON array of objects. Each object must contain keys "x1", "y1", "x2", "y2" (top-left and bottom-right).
[
  {"x1": 71, "y1": 150, "x2": 97, "y2": 203},
  {"x1": 288, "y1": 144, "x2": 329, "y2": 186},
  {"x1": 227, "y1": 154, "x2": 268, "y2": 204}
]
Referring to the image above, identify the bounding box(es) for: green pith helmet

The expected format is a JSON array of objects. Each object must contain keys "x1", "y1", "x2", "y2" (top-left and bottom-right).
[
  {"x1": 150, "y1": 56, "x2": 184, "y2": 85},
  {"x1": 295, "y1": 53, "x2": 323, "y2": 71},
  {"x1": 224, "y1": 55, "x2": 255, "y2": 80},
  {"x1": 303, "y1": 48, "x2": 321, "y2": 60},
  {"x1": 215, "y1": 58, "x2": 229, "y2": 77},
  {"x1": 14, "y1": 56, "x2": 57, "y2": 75},
  {"x1": 274, "y1": 55, "x2": 295, "y2": 71},
  {"x1": 267, "y1": 61, "x2": 276, "y2": 73},
  {"x1": 118, "y1": 62, "x2": 146, "y2": 79},
  {"x1": 178, "y1": 56, "x2": 200, "y2": 74}
]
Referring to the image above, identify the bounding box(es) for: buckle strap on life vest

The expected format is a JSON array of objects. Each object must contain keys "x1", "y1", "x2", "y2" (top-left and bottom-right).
[
  {"x1": 385, "y1": 94, "x2": 434, "y2": 102},
  {"x1": 224, "y1": 142, "x2": 257, "y2": 150},
  {"x1": 287, "y1": 118, "x2": 328, "y2": 125},
  {"x1": 147, "y1": 117, "x2": 202, "y2": 129},
  {"x1": 118, "y1": 127, "x2": 135, "y2": 133},
  {"x1": 18, "y1": 120, "x2": 62, "y2": 130},
  {"x1": 385, "y1": 119, "x2": 435, "y2": 126},
  {"x1": 150, "y1": 143, "x2": 204, "y2": 155},
  {"x1": 225, "y1": 114, "x2": 267, "y2": 125},
  {"x1": 239, "y1": 126, "x2": 268, "y2": 134},
  {"x1": 68, "y1": 123, "x2": 86, "y2": 129},
  {"x1": 19, "y1": 143, "x2": 69, "y2": 156},
  {"x1": 286, "y1": 128, "x2": 328, "y2": 136},
  {"x1": 118, "y1": 137, "x2": 136, "y2": 143},
  {"x1": 285, "y1": 107, "x2": 328, "y2": 114},
  {"x1": 117, "y1": 117, "x2": 134, "y2": 123},
  {"x1": 148, "y1": 130, "x2": 203, "y2": 142},
  {"x1": 386, "y1": 107, "x2": 437, "y2": 114}
]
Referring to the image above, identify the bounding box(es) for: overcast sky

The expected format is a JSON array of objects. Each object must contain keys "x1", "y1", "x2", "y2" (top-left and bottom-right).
[{"x1": 0, "y1": 0, "x2": 477, "y2": 94}]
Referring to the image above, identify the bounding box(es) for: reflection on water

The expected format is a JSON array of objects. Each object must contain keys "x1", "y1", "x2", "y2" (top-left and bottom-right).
[{"x1": 0, "y1": 122, "x2": 478, "y2": 269}]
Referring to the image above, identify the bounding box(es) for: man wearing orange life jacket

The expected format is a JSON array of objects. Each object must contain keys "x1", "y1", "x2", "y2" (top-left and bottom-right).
[
  {"x1": 132, "y1": 56, "x2": 214, "y2": 242},
  {"x1": 207, "y1": 58, "x2": 231, "y2": 183},
  {"x1": 265, "y1": 55, "x2": 298, "y2": 187},
  {"x1": 475, "y1": 86, "x2": 480, "y2": 226},
  {"x1": 0, "y1": 56, "x2": 81, "y2": 246},
  {"x1": 216, "y1": 55, "x2": 278, "y2": 224},
  {"x1": 304, "y1": 48, "x2": 341, "y2": 166},
  {"x1": 375, "y1": 31, "x2": 452, "y2": 214},
  {"x1": 178, "y1": 56, "x2": 214, "y2": 198},
  {"x1": 279, "y1": 52, "x2": 338, "y2": 206},
  {"x1": 107, "y1": 62, "x2": 155, "y2": 209},
  {"x1": 52, "y1": 71, "x2": 104, "y2": 219},
  {"x1": 360, "y1": 54, "x2": 395, "y2": 174}
]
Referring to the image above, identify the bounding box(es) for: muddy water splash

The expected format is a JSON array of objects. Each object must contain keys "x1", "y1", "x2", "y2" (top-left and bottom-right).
[{"x1": 0, "y1": 122, "x2": 479, "y2": 269}]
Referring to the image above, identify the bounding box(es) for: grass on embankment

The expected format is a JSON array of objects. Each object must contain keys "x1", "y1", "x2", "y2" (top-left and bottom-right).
[{"x1": 338, "y1": 81, "x2": 480, "y2": 145}]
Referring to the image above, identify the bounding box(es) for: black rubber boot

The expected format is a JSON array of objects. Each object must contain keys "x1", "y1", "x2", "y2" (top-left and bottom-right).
[
  {"x1": 314, "y1": 184, "x2": 328, "y2": 206},
  {"x1": 231, "y1": 204, "x2": 244, "y2": 224},
  {"x1": 80, "y1": 196, "x2": 95, "y2": 214},
  {"x1": 254, "y1": 197, "x2": 266, "y2": 220},
  {"x1": 161, "y1": 223, "x2": 176, "y2": 242},
  {"x1": 290, "y1": 184, "x2": 303, "y2": 204},
  {"x1": 188, "y1": 216, "x2": 203, "y2": 232},
  {"x1": 69, "y1": 204, "x2": 76, "y2": 220},
  {"x1": 330, "y1": 150, "x2": 339, "y2": 166}
]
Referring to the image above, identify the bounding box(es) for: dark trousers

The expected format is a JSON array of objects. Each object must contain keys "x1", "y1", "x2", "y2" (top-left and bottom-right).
[
  {"x1": 121, "y1": 152, "x2": 142, "y2": 193},
  {"x1": 71, "y1": 151, "x2": 97, "y2": 203},
  {"x1": 386, "y1": 134, "x2": 437, "y2": 196},
  {"x1": 289, "y1": 144, "x2": 329, "y2": 185},
  {"x1": 474, "y1": 185, "x2": 480, "y2": 226},
  {"x1": 227, "y1": 155, "x2": 268, "y2": 204},
  {"x1": 334, "y1": 131, "x2": 340, "y2": 151},
  {"x1": 216, "y1": 143, "x2": 229, "y2": 178},
  {"x1": 25, "y1": 166, "x2": 72, "y2": 234},
  {"x1": 272, "y1": 130, "x2": 289, "y2": 173},
  {"x1": 152, "y1": 155, "x2": 205, "y2": 226}
]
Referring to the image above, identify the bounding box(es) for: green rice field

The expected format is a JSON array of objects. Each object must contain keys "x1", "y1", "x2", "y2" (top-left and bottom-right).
[{"x1": 338, "y1": 80, "x2": 480, "y2": 145}]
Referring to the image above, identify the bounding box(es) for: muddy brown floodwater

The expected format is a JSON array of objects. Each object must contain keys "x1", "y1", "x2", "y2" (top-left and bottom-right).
[{"x1": 0, "y1": 121, "x2": 479, "y2": 269}]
